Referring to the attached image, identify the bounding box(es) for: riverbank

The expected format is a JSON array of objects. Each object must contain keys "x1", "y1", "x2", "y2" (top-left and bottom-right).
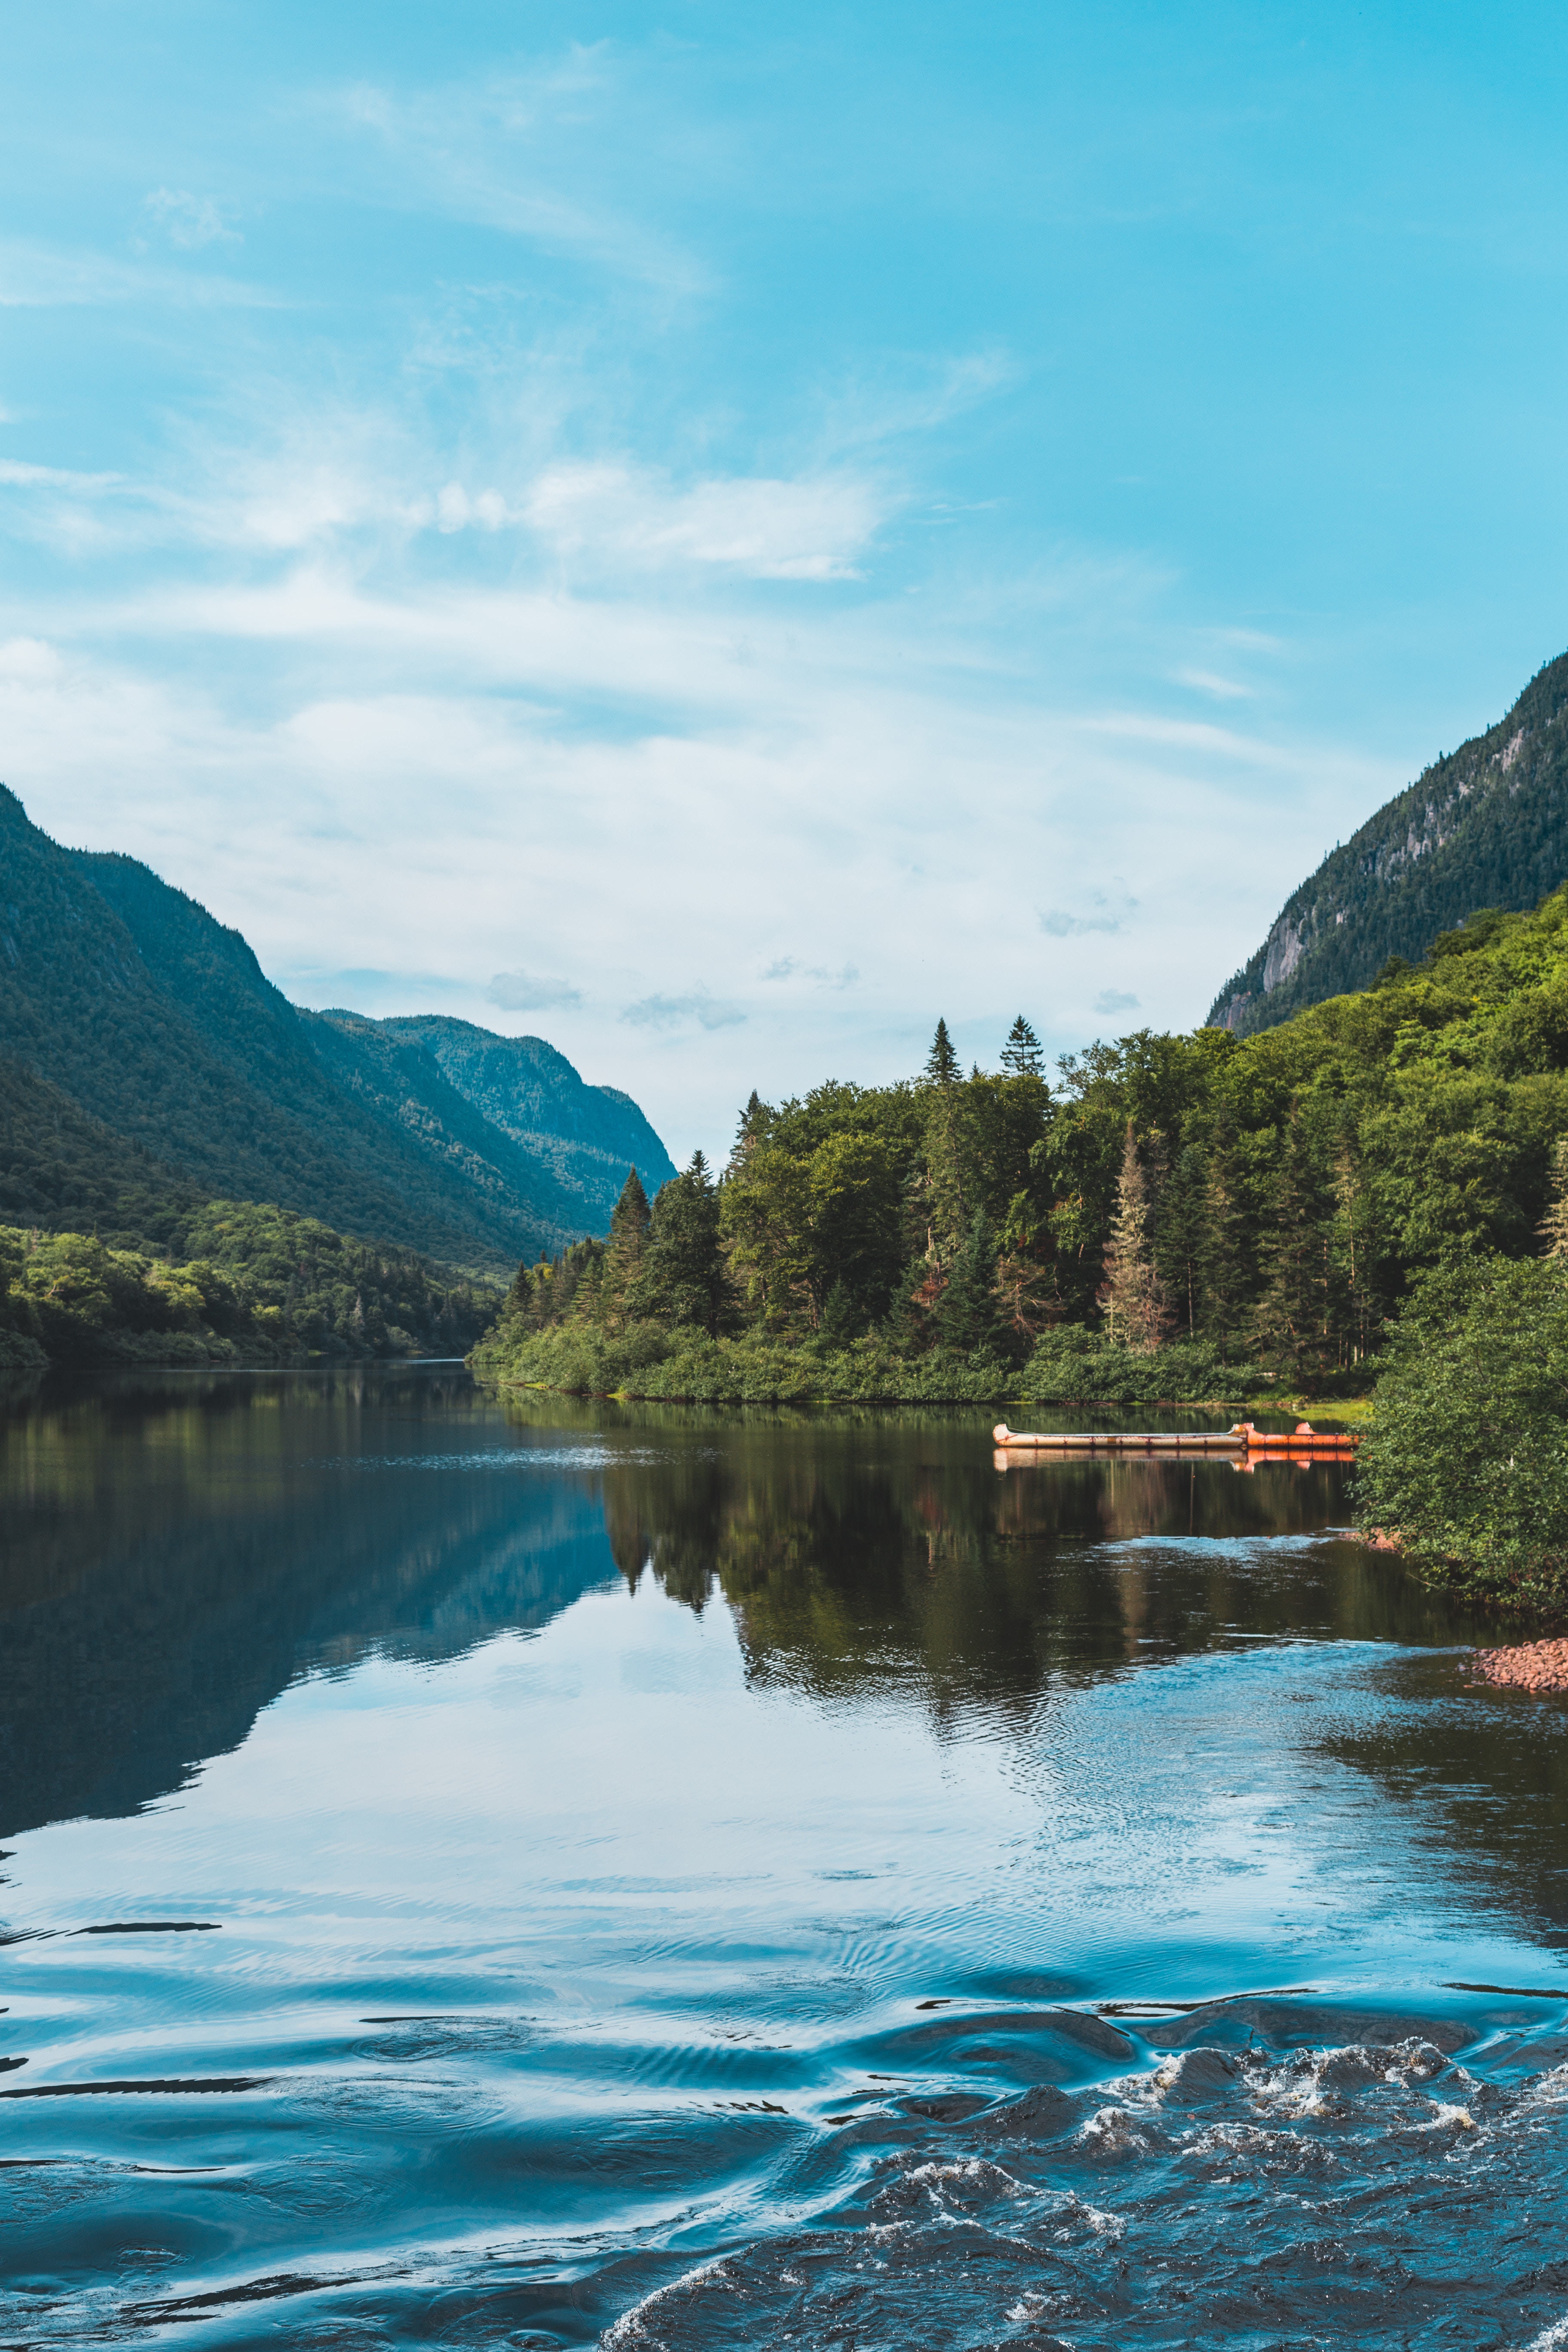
[{"x1": 469, "y1": 1320, "x2": 1366, "y2": 1417}]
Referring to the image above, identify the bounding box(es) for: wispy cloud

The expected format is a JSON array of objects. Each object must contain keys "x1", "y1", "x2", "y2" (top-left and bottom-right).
[
  {"x1": 622, "y1": 991, "x2": 746, "y2": 1032},
  {"x1": 140, "y1": 190, "x2": 241, "y2": 252},
  {"x1": 1095, "y1": 989, "x2": 1140, "y2": 1014},
  {"x1": 488, "y1": 968, "x2": 583, "y2": 1011},
  {"x1": 523, "y1": 462, "x2": 884, "y2": 581},
  {"x1": 1174, "y1": 666, "x2": 1253, "y2": 700},
  {"x1": 327, "y1": 55, "x2": 707, "y2": 292},
  {"x1": 763, "y1": 956, "x2": 859, "y2": 988},
  {"x1": 0, "y1": 236, "x2": 273, "y2": 309}
]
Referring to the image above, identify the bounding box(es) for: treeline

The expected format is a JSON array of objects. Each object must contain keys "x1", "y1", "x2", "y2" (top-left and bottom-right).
[
  {"x1": 1, "y1": 1201, "x2": 499, "y2": 1371},
  {"x1": 474, "y1": 886, "x2": 1568, "y2": 1403}
]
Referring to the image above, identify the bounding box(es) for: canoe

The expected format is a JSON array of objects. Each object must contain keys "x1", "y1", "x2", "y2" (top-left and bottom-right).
[{"x1": 993, "y1": 1421, "x2": 1358, "y2": 1457}]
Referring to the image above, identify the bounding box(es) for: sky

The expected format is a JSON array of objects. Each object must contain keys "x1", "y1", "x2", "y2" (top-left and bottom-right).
[{"x1": 3, "y1": 1, "x2": 1568, "y2": 1163}]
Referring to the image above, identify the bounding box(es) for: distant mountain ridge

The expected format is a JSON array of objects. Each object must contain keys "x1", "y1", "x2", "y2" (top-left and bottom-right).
[
  {"x1": 1207, "y1": 649, "x2": 1568, "y2": 1036},
  {"x1": 0, "y1": 789, "x2": 675, "y2": 1269}
]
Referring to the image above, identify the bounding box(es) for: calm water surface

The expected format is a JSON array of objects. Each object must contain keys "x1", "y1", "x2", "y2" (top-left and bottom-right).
[{"x1": 3, "y1": 1366, "x2": 1567, "y2": 2348}]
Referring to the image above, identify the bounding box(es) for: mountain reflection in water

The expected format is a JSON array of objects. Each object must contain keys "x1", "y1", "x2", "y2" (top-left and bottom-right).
[{"x1": 2, "y1": 1368, "x2": 1567, "y2": 2351}]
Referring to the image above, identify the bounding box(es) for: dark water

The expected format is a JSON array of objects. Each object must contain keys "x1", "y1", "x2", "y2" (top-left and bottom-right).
[{"x1": 3, "y1": 1367, "x2": 1568, "y2": 2349}]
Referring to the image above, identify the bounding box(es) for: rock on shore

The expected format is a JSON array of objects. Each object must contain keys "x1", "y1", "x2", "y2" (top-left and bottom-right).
[{"x1": 1471, "y1": 1639, "x2": 1568, "y2": 1693}]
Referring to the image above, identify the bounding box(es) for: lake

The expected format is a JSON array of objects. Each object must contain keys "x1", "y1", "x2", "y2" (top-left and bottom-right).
[{"x1": 3, "y1": 1365, "x2": 1567, "y2": 2349}]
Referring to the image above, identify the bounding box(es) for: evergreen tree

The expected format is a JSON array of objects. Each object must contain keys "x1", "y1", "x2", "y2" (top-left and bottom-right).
[
  {"x1": 1198, "y1": 1114, "x2": 1249, "y2": 1364},
  {"x1": 637, "y1": 1151, "x2": 730, "y2": 1334},
  {"x1": 918, "y1": 1020, "x2": 970, "y2": 1258},
  {"x1": 1541, "y1": 1137, "x2": 1568, "y2": 1257},
  {"x1": 603, "y1": 1167, "x2": 651, "y2": 1327},
  {"x1": 727, "y1": 1090, "x2": 769, "y2": 1176},
  {"x1": 1251, "y1": 1107, "x2": 1335, "y2": 1378},
  {"x1": 1154, "y1": 1142, "x2": 1209, "y2": 1338},
  {"x1": 1000, "y1": 1016, "x2": 1045, "y2": 1078},
  {"x1": 936, "y1": 1209, "x2": 1003, "y2": 1353},
  {"x1": 1330, "y1": 1133, "x2": 1380, "y2": 1366},
  {"x1": 924, "y1": 1018, "x2": 959, "y2": 1088},
  {"x1": 1096, "y1": 1121, "x2": 1170, "y2": 1351}
]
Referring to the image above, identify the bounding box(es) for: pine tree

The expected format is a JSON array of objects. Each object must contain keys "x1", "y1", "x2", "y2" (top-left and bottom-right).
[
  {"x1": 603, "y1": 1167, "x2": 651, "y2": 1328},
  {"x1": 1198, "y1": 1114, "x2": 1249, "y2": 1364},
  {"x1": 637, "y1": 1151, "x2": 730, "y2": 1334},
  {"x1": 936, "y1": 1209, "x2": 1003, "y2": 1353},
  {"x1": 1000, "y1": 1016, "x2": 1044, "y2": 1077},
  {"x1": 1096, "y1": 1121, "x2": 1170, "y2": 1351},
  {"x1": 1331, "y1": 1134, "x2": 1380, "y2": 1364},
  {"x1": 727, "y1": 1090, "x2": 769, "y2": 1176},
  {"x1": 1155, "y1": 1142, "x2": 1209, "y2": 1338},
  {"x1": 924, "y1": 1018, "x2": 959, "y2": 1088},
  {"x1": 1251, "y1": 1107, "x2": 1334, "y2": 1378},
  {"x1": 1541, "y1": 1138, "x2": 1568, "y2": 1257}
]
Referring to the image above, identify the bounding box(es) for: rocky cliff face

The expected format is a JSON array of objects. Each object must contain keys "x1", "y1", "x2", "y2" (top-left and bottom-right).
[{"x1": 1208, "y1": 654, "x2": 1568, "y2": 1036}]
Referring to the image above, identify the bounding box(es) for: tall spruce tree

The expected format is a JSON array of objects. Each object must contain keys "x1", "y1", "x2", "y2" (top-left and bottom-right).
[
  {"x1": 1331, "y1": 1133, "x2": 1380, "y2": 1365},
  {"x1": 1541, "y1": 1138, "x2": 1568, "y2": 1257},
  {"x1": 1097, "y1": 1120, "x2": 1170, "y2": 1351},
  {"x1": 919, "y1": 1017, "x2": 968, "y2": 1261},
  {"x1": 1198, "y1": 1113, "x2": 1248, "y2": 1365},
  {"x1": 925, "y1": 1018, "x2": 960, "y2": 1087},
  {"x1": 637, "y1": 1151, "x2": 729, "y2": 1334},
  {"x1": 1155, "y1": 1142, "x2": 1210, "y2": 1338},
  {"x1": 1251, "y1": 1107, "x2": 1334, "y2": 1377},
  {"x1": 603, "y1": 1167, "x2": 652, "y2": 1327},
  {"x1": 935, "y1": 1209, "x2": 1003, "y2": 1353},
  {"x1": 1000, "y1": 1015, "x2": 1045, "y2": 1077}
]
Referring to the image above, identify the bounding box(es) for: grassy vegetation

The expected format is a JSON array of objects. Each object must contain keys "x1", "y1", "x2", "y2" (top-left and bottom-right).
[{"x1": 469, "y1": 1320, "x2": 1258, "y2": 1406}]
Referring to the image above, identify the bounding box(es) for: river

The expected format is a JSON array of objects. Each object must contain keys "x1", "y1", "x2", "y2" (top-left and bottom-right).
[{"x1": 2, "y1": 1365, "x2": 1566, "y2": 2348}]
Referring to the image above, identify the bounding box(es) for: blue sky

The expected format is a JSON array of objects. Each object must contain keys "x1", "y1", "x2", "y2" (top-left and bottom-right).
[{"x1": 3, "y1": 1, "x2": 1567, "y2": 1158}]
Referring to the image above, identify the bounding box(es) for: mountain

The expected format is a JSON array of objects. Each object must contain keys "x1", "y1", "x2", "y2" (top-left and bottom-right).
[
  {"x1": 0, "y1": 789, "x2": 676, "y2": 1271},
  {"x1": 1207, "y1": 649, "x2": 1568, "y2": 1037}
]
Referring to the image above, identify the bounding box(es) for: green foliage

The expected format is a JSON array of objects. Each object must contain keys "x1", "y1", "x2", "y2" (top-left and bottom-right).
[
  {"x1": 1210, "y1": 649, "x2": 1568, "y2": 1037},
  {"x1": 1356, "y1": 1256, "x2": 1568, "y2": 1608},
  {"x1": 635, "y1": 1152, "x2": 731, "y2": 1334},
  {"x1": 0, "y1": 1204, "x2": 499, "y2": 1369},
  {"x1": 468, "y1": 1320, "x2": 1015, "y2": 1404},
  {"x1": 473, "y1": 879, "x2": 1568, "y2": 1412},
  {"x1": 1017, "y1": 1326, "x2": 1256, "y2": 1405}
]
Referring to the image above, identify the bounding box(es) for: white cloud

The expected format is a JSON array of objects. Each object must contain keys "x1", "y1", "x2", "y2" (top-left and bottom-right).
[
  {"x1": 1041, "y1": 908, "x2": 1121, "y2": 938},
  {"x1": 1174, "y1": 666, "x2": 1253, "y2": 700},
  {"x1": 487, "y1": 969, "x2": 583, "y2": 1011},
  {"x1": 141, "y1": 189, "x2": 241, "y2": 252},
  {"x1": 0, "y1": 236, "x2": 273, "y2": 309},
  {"x1": 763, "y1": 957, "x2": 859, "y2": 989},
  {"x1": 522, "y1": 462, "x2": 885, "y2": 580},
  {"x1": 326, "y1": 56, "x2": 707, "y2": 293},
  {"x1": 1094, "y1": 989, "x2": 1139, "y2": 1014},
  {"x1": 622, "y1": 992, "x2": 747, "y2": 1032}
]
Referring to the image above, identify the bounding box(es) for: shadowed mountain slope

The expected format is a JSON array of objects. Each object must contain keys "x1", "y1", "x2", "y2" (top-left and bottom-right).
[
  {"x1": 377, "y1": 1015, "x2": 676, "y2": 1229},
  {"x1": 0, "y1": 790, "x2": 673, "y2": 1270},
  {"x1": 1208, "y1": 649, "x2": 1568, "y2": 1037}
]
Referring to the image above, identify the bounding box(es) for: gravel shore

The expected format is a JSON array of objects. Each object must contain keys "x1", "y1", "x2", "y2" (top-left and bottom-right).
[{"x1": 1471, "y1": 1639, "x2": 1568, "y2": 1692}]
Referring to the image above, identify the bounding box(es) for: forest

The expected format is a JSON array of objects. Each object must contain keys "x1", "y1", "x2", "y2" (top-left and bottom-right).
[
  {"x1": 0, "y1": 1201, "x2": 499, "y2": 1371},
  {"x1": 473, "y1": 882, "x2": 1568, "y2": 1405}
]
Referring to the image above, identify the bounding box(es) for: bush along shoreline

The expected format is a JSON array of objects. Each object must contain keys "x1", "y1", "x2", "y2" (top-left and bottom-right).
[
  {"x1": 1352, "y1": 1249, "x2": 1568, "y2": 1614},
  {"x1": 466, "y1": 1319, "x2": 1260, "y2": 1406}
]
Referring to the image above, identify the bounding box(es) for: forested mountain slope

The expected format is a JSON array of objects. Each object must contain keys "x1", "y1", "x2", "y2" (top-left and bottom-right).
[
  {"x1": 1208, "y1": 648, "x2": 1568, "y2": 1037},
  {"x1": 378, "y1": 1016, "x2": 675, "y2": 1227},
  {"x1": 0, "y1": 790, "x2": 673, "y2": 1270}
]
